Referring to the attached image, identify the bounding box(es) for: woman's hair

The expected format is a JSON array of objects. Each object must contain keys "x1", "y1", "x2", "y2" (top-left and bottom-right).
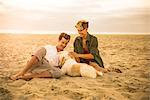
[
  {"x1": 75, "y1": 20, "x2": 89, "y2": 30},
  {"x1": 59, "y1": 32, "x2": 70, "y2": 41}
]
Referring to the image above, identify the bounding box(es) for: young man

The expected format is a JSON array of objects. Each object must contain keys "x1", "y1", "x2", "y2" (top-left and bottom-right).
[
  {"x1": 69, "y1": 20, "x2": 108, "y2": 73},
  {"x1": 11, "y1": 33, "x2": 70, "y2": 80}
]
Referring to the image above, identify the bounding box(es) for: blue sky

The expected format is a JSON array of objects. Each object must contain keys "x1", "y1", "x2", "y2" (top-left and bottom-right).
[{"x1": 0, "y1": 0, "x2": 149, "y2": 34}]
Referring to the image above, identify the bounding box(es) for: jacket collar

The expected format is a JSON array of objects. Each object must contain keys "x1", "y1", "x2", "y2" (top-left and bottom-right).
[{"x1": 77, "y1": 32, "x2": 90, "y2": 42}]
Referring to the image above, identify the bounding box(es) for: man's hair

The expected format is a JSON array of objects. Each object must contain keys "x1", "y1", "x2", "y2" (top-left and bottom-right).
[{"x1": 59, "y1": 32, "x2": 70, "y2": 41}]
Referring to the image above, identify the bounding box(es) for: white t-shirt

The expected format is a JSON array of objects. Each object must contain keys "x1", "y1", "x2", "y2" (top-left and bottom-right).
[{"x1": 43, "y1": 45, "x2": 59, "y2": 67}]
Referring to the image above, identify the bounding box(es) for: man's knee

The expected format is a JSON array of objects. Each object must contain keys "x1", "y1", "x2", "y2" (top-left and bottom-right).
[{"x1": 49, "y1": 68, "x2": 63, "y2": 79}]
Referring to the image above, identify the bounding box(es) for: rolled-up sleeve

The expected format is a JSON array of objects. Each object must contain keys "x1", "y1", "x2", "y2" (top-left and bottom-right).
[
  {"x1": 89, "y1": 37, "x2": 104, "y2": 68},
  {"x1": 90, "y1": 37, "x2": 99, "y2": 59}
]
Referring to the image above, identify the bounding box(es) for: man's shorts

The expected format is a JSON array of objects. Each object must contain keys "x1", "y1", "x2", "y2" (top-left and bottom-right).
[{"x1": 28, "y1": 47, "x2": 62, "y2": 78}]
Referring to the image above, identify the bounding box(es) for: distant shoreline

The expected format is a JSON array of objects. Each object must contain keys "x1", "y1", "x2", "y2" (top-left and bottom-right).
[{"x1": 0, "y1": 33, "x2": 150, "y2": 35}]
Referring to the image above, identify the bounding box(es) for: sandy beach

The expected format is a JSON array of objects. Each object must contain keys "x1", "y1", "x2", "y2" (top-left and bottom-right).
[{"x1": 0, "y1": 34, "x2": 149, "y2": 100}]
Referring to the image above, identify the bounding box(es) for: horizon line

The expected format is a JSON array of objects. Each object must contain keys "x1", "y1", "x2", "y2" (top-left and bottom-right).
[{"x1": 0, "y1": 30, "x2": 149, "y2": 35}]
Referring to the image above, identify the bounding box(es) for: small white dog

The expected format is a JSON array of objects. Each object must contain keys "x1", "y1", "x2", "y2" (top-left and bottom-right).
[{"x1": 58, "y1": 51, "x2": 103, "y2": 78}]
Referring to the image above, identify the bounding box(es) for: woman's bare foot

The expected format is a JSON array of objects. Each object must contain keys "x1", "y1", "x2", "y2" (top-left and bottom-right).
[{"x1": 96, "y1": 71, "x2": 103, "y2": 76}]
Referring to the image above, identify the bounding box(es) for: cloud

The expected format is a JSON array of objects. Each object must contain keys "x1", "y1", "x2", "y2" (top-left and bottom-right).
[
  {"x1": 0, "y1": 0, "x2": 149, "y2": 14},
  {"x1": 0, "y1": 0, "x2": 149, "y2": 33}
]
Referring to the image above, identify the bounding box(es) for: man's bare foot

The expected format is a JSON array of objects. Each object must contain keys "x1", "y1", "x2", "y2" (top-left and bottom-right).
[
  {"x1": 10, "y1": 75, "x2": 20, "y2": 81},
  {"x1": 18, "y1": 73, "x2": 33, "y2": 81},
  {"x1": 10, "y1": 74, "x2": 32, "y2": 81}
]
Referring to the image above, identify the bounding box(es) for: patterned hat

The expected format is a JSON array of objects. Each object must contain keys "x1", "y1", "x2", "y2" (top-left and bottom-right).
[{"x1": 75, "y1": 20, "x2": 88, "y2": 30}]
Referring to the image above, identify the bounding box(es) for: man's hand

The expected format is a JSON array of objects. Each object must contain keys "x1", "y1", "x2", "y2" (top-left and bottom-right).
[
  {"x1": 69, "y1": 52, "x2": 79, "y2": 58},
  {"x1": 69, "y1": 52, "x2": 80, "y2": 62}
]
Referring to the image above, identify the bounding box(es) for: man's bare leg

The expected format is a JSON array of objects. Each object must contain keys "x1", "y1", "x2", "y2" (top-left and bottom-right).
[
  {"x1": 10, "y1": 56, "x2": 39, "y2": 80},
  {"x1": 17, "y1": 71, "x2": 52, "y2": 80}
]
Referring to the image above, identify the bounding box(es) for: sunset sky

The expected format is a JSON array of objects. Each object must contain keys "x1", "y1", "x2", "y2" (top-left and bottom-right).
[{"x1": 0, "y1": 0, "x2": 149, "y2": 34}]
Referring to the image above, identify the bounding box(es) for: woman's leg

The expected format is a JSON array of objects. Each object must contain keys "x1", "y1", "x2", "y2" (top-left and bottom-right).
[{"x1": 89, "y1": 62, "x2": 108, "y2": 73}]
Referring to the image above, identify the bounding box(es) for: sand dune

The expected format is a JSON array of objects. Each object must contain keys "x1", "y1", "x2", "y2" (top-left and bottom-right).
[{"x1": 0, "y1": 34, "x2": 149, "y2": 100}]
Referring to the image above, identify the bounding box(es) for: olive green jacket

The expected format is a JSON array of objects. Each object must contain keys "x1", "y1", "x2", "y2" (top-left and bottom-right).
[{"x1": 74, "y1": 33, "x2": 104, "y2": 68}]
